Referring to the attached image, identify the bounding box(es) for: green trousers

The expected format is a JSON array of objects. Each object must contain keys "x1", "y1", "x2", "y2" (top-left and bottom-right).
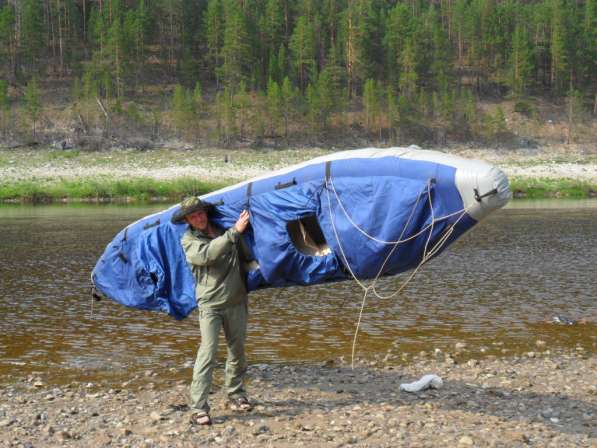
[{"x1": 190, "y1": 301, "x2": 248, "y2": 412}]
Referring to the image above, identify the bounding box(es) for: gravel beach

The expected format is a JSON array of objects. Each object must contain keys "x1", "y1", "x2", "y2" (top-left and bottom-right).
[
  {"x1": 1, "y1": 349, "x2": 594, "y2": 448},
  {"x1": 1, "y1": 144, "x2": 596, "y2": 185}
]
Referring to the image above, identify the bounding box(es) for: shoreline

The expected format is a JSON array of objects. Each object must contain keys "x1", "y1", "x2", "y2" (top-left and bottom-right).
[
  {"x1": 1, "y1": 145, "x2": 596, "y2": 203},
  {"x1": 1, "y1": 350, "x2": 594, "y2": 447}
]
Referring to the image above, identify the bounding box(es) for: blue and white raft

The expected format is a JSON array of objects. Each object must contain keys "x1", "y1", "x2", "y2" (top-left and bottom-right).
[{"x1": 92, "y1": 147, "x2": 511, "y2": 319}]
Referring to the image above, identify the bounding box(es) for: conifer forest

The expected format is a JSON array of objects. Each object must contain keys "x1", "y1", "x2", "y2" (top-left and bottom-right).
[{"x1": 0, "y1": 0, "x2": 595, "y2": 147}]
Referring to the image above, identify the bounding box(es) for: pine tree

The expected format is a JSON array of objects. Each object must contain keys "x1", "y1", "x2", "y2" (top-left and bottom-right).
[
  {"x1": 550, "y1": 0, "x2": 569, "y2": 93},
  {"x1": 316, "y1": 66, "x2": 336, "y2": 129},
  {"x1": 192, "y1": 82, "x2": 203, "y2": 116},
  {"x1": 72, "y1": 77, "x2": 82, "y2": 102},
  {"x1": 219, "y1": 1, "x2": 251, "y2": 88},
  {"x1": 383, "y1": 3, "x2": 413, "y2": 85},
  {"x1": 277, "y1": 45, "x2": 287, "y2": 81},
  {"x1": 565, "y1": 89, "x2": 583, "y2": 143},
  {"x1": 122, "y1": 6, "x2": 145, "y2": 92},
  {"x1": 107, "y1": 15, "x2": 125, "y2": 98},
  {"x1": 280, "y1": 76, "x2": 295, "y2": 142},
  {"x1": 21, "y1": 0, "x2": 46, "y2": 71},
  {"x1": 221, "y1": 86, "x2": 237, "y2": 143},
  {"x1": 363, "y1": 78, "x2": 376, "y2": 131},
  {"x1": 581, "y1": 0, "x2": 596, "y2": 90},
  {"x1": 0, "y1": 79, "x2": 9, "y2": 135},
  {"x1": 399, "y1": 38, "x2": 418, "y2": 99},
  {"x1": 386, "y1": 86, "x2": 399, "y2": 143},
  {"x1": 172, "y1": 84, "x2": 192, "y2": 133},
  {"x1": 289, "y1": 15, "x2": 316, "y2": 91},
  {"x1": 0, "y1": 79, "x2": 8, "y2": 110},
  {"x1": 0, "y1": 5, "x2": 15, "y2": 78},
  {"x1": 429, "y1": 6, "x2": 452, "y2": 92},
  {"x1": 24, "y1": 77, "x2": 41, "y2": 139},
  {"x1": 452, "y1": 0, "x2": 467, "y2": 68},
  {"x1": 305, "y1": 83, "x2": 320, "y2": 134},
  {"x1": 268, "y1": 50, "x2": 280, "y2": 84},
  {"x1": 486, "y1": 105, "x2": 507, "y2": 138},
  {"x1": 265, "y1": 0, "x2": 285, "y2": 67},
  {"x1": 510, "y1": 23, "x2": 534, "y2": 97},
  {"x1": 204, "y1": 0, "x2": 224, "y2": 87},
  {"x1": 234, "y1": 81, "x2": 251, "y2": 140},
  {"x1": 267, "y1": 78, "x2": 283, "y2": 135}
]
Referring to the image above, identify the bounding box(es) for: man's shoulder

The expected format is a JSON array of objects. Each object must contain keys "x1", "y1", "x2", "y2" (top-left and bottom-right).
[{"x1": 181, "y1": 228, "x2": 206, "y2": 242}]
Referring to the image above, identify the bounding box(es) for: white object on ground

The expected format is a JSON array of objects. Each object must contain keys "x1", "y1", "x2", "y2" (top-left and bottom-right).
[{"x1": 399, "y1": 374, "x2": 444, "y2": 392}]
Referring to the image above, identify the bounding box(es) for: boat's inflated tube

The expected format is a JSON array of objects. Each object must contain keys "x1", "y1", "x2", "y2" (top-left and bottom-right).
[{"x1": 92, "y1": 147, "x2": 511, "y2": 319}]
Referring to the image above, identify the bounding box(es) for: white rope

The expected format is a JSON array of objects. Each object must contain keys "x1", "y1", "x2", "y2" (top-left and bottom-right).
[
  {"x1": 328, "y1": 176, "x2": 468, "y2": 245},
  {"x1": 323, "y1": 176, "x2": 475, "y2": 368}
]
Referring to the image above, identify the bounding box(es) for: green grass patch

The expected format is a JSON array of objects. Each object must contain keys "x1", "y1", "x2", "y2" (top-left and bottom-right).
[
  {"x1": 1, "y1": 175, "x2": 596, "y2": 202},
  {"x1": 47, "y1": 150, "x2": 81, "y2": 160},
  {"x1": 0, "y1": 177, "x2": 231, "y2": 203},
  {"x1": 509, "y1": 177, "x2": 597, "y2": 199}
]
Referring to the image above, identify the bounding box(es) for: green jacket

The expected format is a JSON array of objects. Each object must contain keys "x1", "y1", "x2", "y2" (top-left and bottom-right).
[{"x1": 181, "y1": 226, "x2": 249, "y2": 309}]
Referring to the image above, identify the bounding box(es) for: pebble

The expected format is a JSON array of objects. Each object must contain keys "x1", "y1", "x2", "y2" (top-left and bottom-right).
[
  {"x1": 0, "y1": 418, "x2": 15, "y2": 427},
  {"x1": 458, "y1": 435, "x2": 474, "y2": 446},
  {"x1": 252, "y1": 424, "x2": 270, "y2": 435},
  {"x1": 56, "y1": 430, "x2": 71, "y2": 441},
  {"x1": 0, "y1": 352, "x2": 593, "y2": 447}
]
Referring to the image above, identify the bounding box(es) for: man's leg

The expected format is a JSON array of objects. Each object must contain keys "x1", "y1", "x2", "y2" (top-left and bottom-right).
[
  {"x1": 190, "y1": 308, "x2": 222, "y2": 413},
  {"x1": 222, "y1": 301, "x2": 248, "y2": 398}
]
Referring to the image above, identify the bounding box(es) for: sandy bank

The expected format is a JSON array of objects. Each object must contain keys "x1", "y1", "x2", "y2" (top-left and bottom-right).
[{"x1": 1, "y1": 350, "x2": 594, "y2": 447}]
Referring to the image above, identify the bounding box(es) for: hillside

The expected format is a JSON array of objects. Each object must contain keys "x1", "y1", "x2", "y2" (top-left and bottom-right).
[{"x1": 0, "y1": 0, "x2": 595, "y2": 150}]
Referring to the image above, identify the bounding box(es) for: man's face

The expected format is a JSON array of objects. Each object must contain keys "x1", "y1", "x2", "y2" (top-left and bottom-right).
[{"x1": 185, "y1": 210, "x2": 208, "y2": 231}]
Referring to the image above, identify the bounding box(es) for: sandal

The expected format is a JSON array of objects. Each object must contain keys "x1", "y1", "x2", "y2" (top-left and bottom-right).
[
  {"x1": 228, "y1": 395, "x2": 253, "y2": 412},
  {"x1": 189, "y1": 411, "x2": 212, "y2": 426}
]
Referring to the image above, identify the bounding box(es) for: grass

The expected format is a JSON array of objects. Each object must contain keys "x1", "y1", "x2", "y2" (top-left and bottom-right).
[
  {"x1": 1, "y1": 176, "x2": 595, "y2": 203},
  {"x1": 0, "y1": 177, "x2": 230, "y2": 203},
  {"x1": 509, "y1": 177, "x2": 597, "y2": 199},
  {"x1": 1, "y1": 146, "x2": 596, "y2": 202}
]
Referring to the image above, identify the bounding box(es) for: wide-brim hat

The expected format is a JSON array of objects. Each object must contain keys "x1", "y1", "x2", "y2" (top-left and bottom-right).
[{"x1": 171, "y1": 197, "x2": 214, "y2": 223}]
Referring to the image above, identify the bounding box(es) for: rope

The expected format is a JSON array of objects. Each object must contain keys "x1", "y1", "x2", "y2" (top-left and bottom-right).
[{"x1": 323, "y1": 176, "x2": 476, "y2": 368}]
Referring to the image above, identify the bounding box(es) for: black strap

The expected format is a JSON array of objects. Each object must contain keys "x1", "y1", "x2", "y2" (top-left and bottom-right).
[
  {"x1": 474, "y1": 187, "x2": 498, "y2": 202},
  {"x1": 275, "y1": 178, "x2": 297, "y2": 190},
  {"x1": 143, "y1": 219, "x2": 160, "y2": 230},
  {"x1": 246, "y1": 182, "x2": 253, "y2": 198},
  {"x1": 325, "y1": 161, "x2": 331, "y2": 182}
]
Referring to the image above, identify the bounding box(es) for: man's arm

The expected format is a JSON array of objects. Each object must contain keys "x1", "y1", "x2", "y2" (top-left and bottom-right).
[
  {"x1": 182, "y1": 228, "x2": 239, "y2": 266},
  {"x1": 181, "y1": 210, "x2": 250, "y2": 266}
]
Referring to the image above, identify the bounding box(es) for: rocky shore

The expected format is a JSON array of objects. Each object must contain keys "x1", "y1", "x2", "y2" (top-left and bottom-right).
[{"x1": 1, "y1": 350, "x2": 594, "y2": 448}]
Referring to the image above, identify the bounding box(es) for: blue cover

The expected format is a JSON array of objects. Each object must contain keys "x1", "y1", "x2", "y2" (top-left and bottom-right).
[{"x1": 92, "y1": 153, "x2": 477, "y2": 319}]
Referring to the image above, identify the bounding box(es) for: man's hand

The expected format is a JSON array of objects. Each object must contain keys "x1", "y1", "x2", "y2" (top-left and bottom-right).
[{"x1": 234, "y1": 210, "x2": 250, "y2": 233}]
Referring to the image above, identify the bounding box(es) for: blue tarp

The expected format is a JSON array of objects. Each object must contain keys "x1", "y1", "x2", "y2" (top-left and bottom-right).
[{"x1": 92, "y1": 154, "x2": 477, "y2": 319}]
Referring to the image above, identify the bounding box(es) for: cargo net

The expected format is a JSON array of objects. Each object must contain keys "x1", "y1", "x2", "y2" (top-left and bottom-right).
[{"x1": 324, "y1": 176, "x2": 476, "y2": 368}]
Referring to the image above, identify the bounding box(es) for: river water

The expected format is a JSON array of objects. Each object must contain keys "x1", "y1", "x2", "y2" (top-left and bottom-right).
[{"x1": 0, "y1": 201, "x2": 595, "y2": 386}]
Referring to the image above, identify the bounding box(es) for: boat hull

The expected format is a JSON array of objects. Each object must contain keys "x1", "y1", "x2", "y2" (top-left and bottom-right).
[{"x1": 92, "y1": 147, "x2": 511, "y2": 319}]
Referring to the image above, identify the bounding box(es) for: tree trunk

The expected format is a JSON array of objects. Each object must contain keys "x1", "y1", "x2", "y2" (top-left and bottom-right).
[
  {"x1": 58, "y1": 0, "x2": 64, "y2": 76},
  {"x1": 346, "y1": 9, "x2": 354, "y2": 99}
]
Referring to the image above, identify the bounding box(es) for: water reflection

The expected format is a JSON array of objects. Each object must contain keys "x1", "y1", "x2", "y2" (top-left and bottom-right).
[{"x1": 0, "y1": 201, "x2": 595, "y2": 385}]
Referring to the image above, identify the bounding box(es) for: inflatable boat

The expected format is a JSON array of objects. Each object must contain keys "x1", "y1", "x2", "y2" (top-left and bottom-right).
[{"x1": 92, "y1": 147, "x2": 511, "y2": 319}]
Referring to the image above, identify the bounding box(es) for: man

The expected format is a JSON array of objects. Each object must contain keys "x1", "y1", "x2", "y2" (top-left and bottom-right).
[{"x1": 171, "y1": 197, "x2": 253, "y2": 426}]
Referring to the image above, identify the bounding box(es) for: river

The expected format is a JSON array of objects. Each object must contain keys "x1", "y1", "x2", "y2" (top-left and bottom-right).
[{"x1": 0, "y1": 200, "x2": 595, "y2": 386}]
